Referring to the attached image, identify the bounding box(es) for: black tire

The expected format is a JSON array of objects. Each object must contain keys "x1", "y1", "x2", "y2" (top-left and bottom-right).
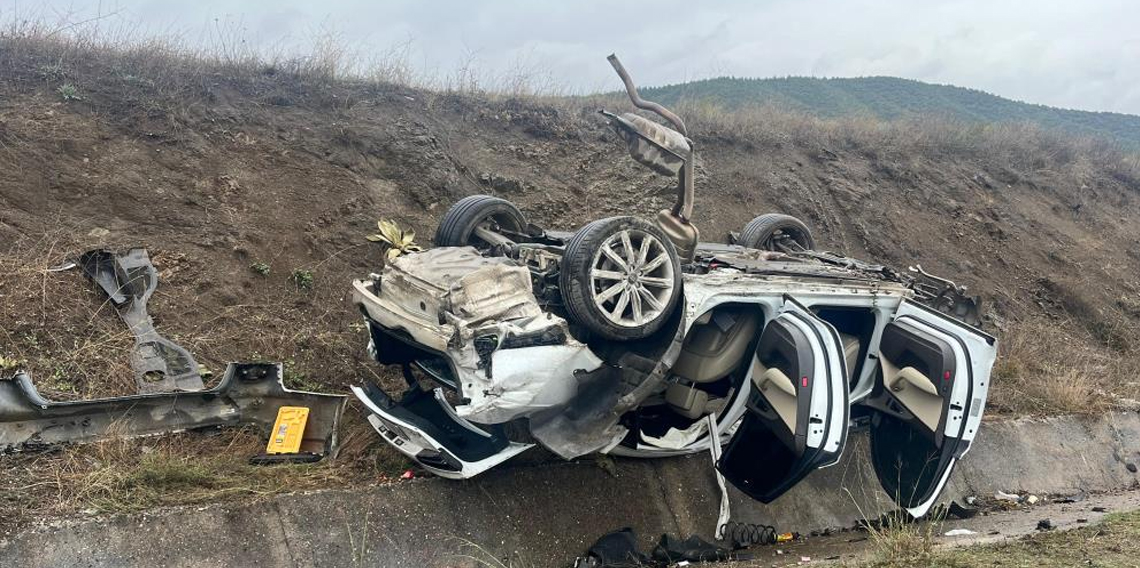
[
  {"x1": 738, "y1": 213, "x2": 815, "y2": 251},
  {"x1": 560, "y1": 216, "x2": 682, "y2": 341},
  {"x1": 434, "y1": 195, "x2": 527, "y2": 249}
]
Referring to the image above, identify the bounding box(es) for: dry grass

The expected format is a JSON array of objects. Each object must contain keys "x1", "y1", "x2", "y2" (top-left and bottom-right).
[
  {"x1": 988, "y1": 317, "x2": 1140, "y2": 415},
  {"x1": 675, "y1": 100, "x2": 1140, "y2": 189},
  {"x1": 2, "y1": 10, "x2": 1137, "y2": 189},
  {"x1": 863, "y1": 514, "x2": 939, "y2": 566},
  {"x1": 0, "y1": 406, "x2": 406, "y2": 537},
  {"x1": 0, "y1": 227, "x2": 138, "y2": 399},
  {"x1": 0, "y1": 11, "x2": 569, "y2": 102}
]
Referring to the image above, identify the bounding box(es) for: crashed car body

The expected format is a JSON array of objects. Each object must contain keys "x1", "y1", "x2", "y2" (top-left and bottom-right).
[{"x1": 352, "y1": 56, "x2": 997, "y2": 518}]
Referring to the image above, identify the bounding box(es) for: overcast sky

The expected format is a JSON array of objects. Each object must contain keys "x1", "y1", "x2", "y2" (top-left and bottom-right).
[{"x1": 10, "y1": 0, "x2": 1140, "y2": 114}]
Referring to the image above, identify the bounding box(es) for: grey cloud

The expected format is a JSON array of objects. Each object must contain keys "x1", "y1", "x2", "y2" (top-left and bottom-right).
[{"x1": 9, "y1": 0, "x2": 1140, "y2": 113}]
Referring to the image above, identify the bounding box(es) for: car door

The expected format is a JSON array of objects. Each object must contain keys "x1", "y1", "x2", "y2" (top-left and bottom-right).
[
  {"x1": 716, "y1": 296, "x2": 850, "y2": 503},
  {"x1": 867, "y1": 299, "x2": 996, "y2": 517}
]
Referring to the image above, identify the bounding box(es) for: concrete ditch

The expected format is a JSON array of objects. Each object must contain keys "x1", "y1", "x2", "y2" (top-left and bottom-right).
[{"x1": 2, "y1": 411, "x2": 1138, "y2": 568}]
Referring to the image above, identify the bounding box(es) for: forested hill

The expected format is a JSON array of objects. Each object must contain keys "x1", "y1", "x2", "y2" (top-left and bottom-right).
[{"x1": 639, "y1": 76, "x2": 1140, "y2": 148}]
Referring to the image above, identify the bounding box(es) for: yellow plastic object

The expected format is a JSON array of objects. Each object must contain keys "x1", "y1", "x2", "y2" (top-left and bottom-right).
[{"x1": 266, "y1": 406, "x2": 309, "y2": 455}]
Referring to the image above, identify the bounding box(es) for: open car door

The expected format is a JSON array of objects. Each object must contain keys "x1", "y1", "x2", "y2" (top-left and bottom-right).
[
  {"x1": 717, "y1": 297, "x2": 850, "y2": 502},
  {"x1": 868, "y1": 299, "x2": 996, "y2": 517}
]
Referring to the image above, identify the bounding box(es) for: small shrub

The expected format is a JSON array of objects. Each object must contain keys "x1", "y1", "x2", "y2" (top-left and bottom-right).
[
  {"x1": 56, "y1": 83, "x2": 82, "y2": 101},
  {"x1": 0, "y1": 355, "x2": 24, "y2": 372},
  {"x1": 249, "y1": 262, "x2": 271, "y2": 276},
  {"x1": 36, "y1": 62, "x2": 65, "y2": 79},
  {"x1": 283, "y1": 362, "x2": 324, "y2": 392},
  {"x1": 290, "y1": 268, "x2": 314, "y2": 290},
  {"x1": 366, "y1": 219, "x2": 422, "y2": 260}
]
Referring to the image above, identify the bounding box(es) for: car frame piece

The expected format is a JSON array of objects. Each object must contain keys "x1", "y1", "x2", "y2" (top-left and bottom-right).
[
  {"x1": 351, "y1": 55, "x2": 998, "y2": 518},
  {"x1": 0, "y1": 362, "x2": 346, "y2": 458},
  {"x1": 78, "y1": 248, "x2": 205, "y2": 393}
]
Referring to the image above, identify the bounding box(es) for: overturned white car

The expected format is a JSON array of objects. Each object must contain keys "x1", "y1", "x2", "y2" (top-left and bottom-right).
[{"x1": 351, "y1": 56, "x2": 997, "y2": 518}]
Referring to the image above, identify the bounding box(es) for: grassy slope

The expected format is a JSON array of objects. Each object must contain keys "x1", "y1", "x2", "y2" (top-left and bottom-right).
[{"x1": 640, "y1": 76, "x2": 1140, "y2": 149}]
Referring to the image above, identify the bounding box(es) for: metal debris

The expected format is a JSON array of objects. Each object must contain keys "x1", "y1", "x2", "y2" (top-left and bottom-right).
[
  {"x1": 0, "y1": 362, "x2": 346, "y2": 457},
  {"x1": 78, "y1": 248, "x2": 204, "y2": 392}
]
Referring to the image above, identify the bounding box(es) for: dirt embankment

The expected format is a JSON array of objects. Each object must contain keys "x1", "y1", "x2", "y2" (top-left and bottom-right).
[{"x1": 2, "y1": 38, "x2": 1140, "y2": 415}]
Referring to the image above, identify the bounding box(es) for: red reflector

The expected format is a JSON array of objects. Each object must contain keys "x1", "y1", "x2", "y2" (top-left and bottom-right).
[
  {"x1": 943, "y1": 370, "x2": 952, "y2": 380},
  {"x1": 801, "y1": 376, "x2": 809, "y2": 387}
]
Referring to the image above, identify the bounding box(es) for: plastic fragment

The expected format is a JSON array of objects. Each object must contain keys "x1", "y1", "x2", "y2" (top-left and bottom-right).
[{"x1": 944, "y1": 529, "x2": 977, "y2": 536}]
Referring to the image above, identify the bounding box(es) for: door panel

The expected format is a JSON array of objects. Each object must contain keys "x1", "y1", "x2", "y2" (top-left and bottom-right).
[
  {"x1": 869, "y1": 299, "x2": 996, "y2": 517},
  {"x1": 717, "y1": 297, "x2": 850, "y2": 502}
]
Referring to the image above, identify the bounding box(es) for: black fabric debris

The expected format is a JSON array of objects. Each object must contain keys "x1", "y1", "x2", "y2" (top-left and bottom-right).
[
  {"x1": 574, "y1": 529, "x2": 732, "y2": 567},
  {"x1": 651, "y1": 534, "x2": 731, "y2": 563},
  {"x1": 573, "y1": 528, "x2": 649, "y2": 568}
]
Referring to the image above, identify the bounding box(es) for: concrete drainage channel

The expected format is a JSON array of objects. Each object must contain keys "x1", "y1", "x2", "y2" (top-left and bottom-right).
[{"x1": 2, "y1": 411, "x2": 1139, "y2": 568}]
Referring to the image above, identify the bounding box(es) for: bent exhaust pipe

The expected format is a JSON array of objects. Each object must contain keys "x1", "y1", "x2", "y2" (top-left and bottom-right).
[{"x1": 607, "y1": 54, "x2": 688, "y2": 137}]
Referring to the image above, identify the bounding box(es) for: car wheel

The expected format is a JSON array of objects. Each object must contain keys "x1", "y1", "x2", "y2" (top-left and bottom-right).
[
  {"x1": 560, "y1": 216, "x2": 682, "y2": 341},
  {"x1": 738, "y1": 213, "x2": 815, "y2": 251},
  {"x1": 434, "y1": 195, "x2": 527, "y2": 249}
]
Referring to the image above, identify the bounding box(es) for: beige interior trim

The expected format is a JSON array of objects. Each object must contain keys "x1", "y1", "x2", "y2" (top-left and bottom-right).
[
  {"x1": 840, "y1": 332, "x2": 860, "y2": 381},
  {"x1": 753, "y1": 359, "x2": 797, "y2": 432},
  {"x1": 882, "y1": 358, "x2": 942, "y2": 432}
]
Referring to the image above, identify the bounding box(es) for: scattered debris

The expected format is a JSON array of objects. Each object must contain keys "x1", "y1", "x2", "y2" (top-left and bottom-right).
[
  {"x1": 1036, "y1": 519, "x2": 1054, "y2": 531},
  {"x1": 1058, "y1": 492, "x2": 1088, "y2": 503},
  {"x1": 1092, "y1": 506, "x2": 1109, "y2": 513},
  {"x1": 944, "y1": 528, "x2": 978, "y2": 537},
  {"x1": 0, "y1": 362, "x2": 346, "y2": 458},
  {"x1": 948, "y1": 501, "x2": 979, "y2": 519},
  {"x1": 995, "y1": 490, "x2": 1022, "y2": 502},
  {"x1": 575, "y1": 529, "x2": 736, "y2": 567},
  {"x1": 574, "y1": 528, "x2": 648, "y2": 568},
  {"x1": 1027, "y1": 495, "x2": 1040, "y2": 505},
  {"x1": 1127, "y1": 462, "x2": 1138, "y2": 473},
  {"x1": 652, "y1": 534, "x2": 730, "y2": 563}
]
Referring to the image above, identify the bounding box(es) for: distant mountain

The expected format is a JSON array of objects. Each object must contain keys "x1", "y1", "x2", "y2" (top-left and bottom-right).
[{"x1": 639, "y1": 76, "x2": 1140, "y2": 148}]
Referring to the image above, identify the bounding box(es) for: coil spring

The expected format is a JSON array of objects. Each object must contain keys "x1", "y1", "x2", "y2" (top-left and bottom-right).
[{"x1": 722, "y1": 521, "x2": 778, "y2": 548}]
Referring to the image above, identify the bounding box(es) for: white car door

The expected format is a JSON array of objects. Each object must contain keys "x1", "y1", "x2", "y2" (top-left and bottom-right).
[
  {"x1": 716, "y1": 297, "x2": 851, "y2": 502},
  {"x1": 866, "y1": 299, "x2": 996, "y2": 517}
]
